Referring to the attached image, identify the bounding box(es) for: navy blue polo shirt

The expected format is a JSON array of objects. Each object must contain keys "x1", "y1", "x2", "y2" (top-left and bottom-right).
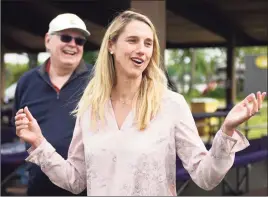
[{"x1": 14, "y1": 58, "x2": 92, "y2": 195}]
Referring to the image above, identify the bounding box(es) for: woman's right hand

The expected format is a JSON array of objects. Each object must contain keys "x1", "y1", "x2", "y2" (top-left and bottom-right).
[{"x1": 15, "y1": 106, "x2": 45, "y2": 148}]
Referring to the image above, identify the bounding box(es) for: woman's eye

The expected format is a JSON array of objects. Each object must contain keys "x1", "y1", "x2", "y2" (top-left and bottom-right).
[
  {"x1": 145, "y1": 42, "x2": 152, "y2": 47},
  {"x1": 128, "y1": 39, "x2": 136, "y2": 43}
]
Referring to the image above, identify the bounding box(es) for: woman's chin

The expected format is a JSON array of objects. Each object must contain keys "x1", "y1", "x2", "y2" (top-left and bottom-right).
[{"x1": 125, "y1": 71, "x2": 143, "y2": 79}]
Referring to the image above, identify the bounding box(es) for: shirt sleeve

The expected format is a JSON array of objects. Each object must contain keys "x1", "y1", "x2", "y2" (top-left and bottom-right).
[
  {"x1": 173, "y1": 94, "x2": 249, "y2": 190},
  {"x1": 25, "y1": 116, "x2": 87, "y2": 194}
]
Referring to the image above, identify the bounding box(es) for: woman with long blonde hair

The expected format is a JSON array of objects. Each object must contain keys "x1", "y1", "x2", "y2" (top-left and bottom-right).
[{"x1": 15, "y1": 10, "x2": 266, "y2": 196}]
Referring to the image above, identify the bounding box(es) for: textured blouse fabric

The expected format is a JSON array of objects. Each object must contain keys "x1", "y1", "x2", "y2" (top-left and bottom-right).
[{"x1": 26, "y1": 90, "x2": 249, "y2": 196}]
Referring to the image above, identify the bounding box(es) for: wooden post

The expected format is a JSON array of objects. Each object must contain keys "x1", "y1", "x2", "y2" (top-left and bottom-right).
[
  {"x1": 226, "y1": 36, "x2": 236, "y2": 109},
  {"x1": 1, "y1": 47, "x2": 6, "y2": 104}
]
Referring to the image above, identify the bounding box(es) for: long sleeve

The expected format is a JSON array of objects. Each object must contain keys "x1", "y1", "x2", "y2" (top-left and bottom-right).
[
  {"x1": 25, "y1": 116, "x2": 87, "y2": 194},
  {"x1": 174, "y1": 94, "x2": 249, "y2": 190}
]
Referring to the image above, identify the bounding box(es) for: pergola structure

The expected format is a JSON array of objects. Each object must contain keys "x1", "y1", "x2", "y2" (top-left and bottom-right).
[{"x1": 2, "y1": 0, "x2": 268, "y2": 109}]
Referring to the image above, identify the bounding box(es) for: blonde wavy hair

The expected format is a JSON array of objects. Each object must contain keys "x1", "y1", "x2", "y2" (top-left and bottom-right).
[{"x1": 73, "y1": 10, "x2": 168, "y2": 130}]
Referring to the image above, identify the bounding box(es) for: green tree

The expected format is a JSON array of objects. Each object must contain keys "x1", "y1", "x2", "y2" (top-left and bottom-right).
[
  {"x1": 236, "y1": 46, "x2": 267, "y2": 64},
  {"x1": 166, "y1": 49, "x2": 191, "y2": 94},
  {"x1": 166, "y1": 48, "x2": 219, "y2": 95},
  {"x1": 83, "y1": 51, "x2": 99, "y2": 65},
  {"x1": 5, "y1": 63, "x2": 29, "y2": 88}
]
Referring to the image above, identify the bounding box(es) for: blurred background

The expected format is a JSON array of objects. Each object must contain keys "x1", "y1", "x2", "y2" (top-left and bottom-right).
[{"x1": 1, "y1": 0, "x2": 267, "y2": 196}]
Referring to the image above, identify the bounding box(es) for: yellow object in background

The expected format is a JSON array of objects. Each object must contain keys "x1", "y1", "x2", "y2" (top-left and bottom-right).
[
  {"x1": 191, "y1": 98, "x2": 219, "y2": 113},
  {"x1": 255, "y1": 56, "x2": 267, "y2": 69},
  {"x1": 191, "y1": 98, "x2": 219, "y2": 136}
]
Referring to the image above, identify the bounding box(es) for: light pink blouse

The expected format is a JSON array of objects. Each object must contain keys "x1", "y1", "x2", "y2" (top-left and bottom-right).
[{"x1": 26, "y1": 90, "x2": 249, "y2": 196}]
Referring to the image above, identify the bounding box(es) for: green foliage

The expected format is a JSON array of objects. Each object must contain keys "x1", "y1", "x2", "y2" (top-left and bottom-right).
[
  {"x1": 166, "y1": 49, "x2": 190, "y2": 76},
  {"x1": 5, "y1": 63, "x2": 29, "y2": 88},
  {"x1": 83, "y1": 51, "x2": 99, "y2": 65},
  {"x1": 166, "y1": 46, "x2": 266, "y2": 99},
  {"x1": 166, "y1": 48, "x2": 223, "y2": 82},
  {"x1": 235, "y1": 46, "x2": 267, "y2": 64},
  {"x1": 204, "y1": 87, "x2": 225, "y2": 98},
  {"x1": 183, "y1": 89, "x2": 202, "y2": 102}
]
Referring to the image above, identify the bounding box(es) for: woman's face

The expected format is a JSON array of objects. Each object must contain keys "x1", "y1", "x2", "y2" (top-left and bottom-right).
[{"x1": 109, "y1": 20, "x2": 154, "y2": 80}]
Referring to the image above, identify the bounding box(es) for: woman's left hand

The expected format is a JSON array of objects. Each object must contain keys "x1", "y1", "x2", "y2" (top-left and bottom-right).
[{"x1": 222, "y1": 91, "x2": 266, "y2": 135}]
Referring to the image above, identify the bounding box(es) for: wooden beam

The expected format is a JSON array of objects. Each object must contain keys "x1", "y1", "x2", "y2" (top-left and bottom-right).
[
  {"x1": 2, "y1": 1, "x2": 50, "y2": 38},
  {"x1": 167, "y1": 0, "x2": 257, "y2": 45},
  {"x1": 167, "y1": 41, "x2": 227, "y2": 49},
  {"x1": 2, "y1": 1, "x2": 100, "y2": 52},
  {"x1": 167, "y1": 40, "x2": 268, "y2": 49},
  {"x1": 2, "y1": 25, "x2": 45, "y2": 50},
  {"x1": 2, "y1": 34, "x2": 40, "y2": 53},
  {"x1": 48, "y1": 0, "x2": 131, "y2": 27}
]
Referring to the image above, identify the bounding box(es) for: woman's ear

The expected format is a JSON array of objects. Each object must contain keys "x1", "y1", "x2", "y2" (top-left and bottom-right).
[{"x1": 108, "y1": 40, "x2": 114, "y2": 55}]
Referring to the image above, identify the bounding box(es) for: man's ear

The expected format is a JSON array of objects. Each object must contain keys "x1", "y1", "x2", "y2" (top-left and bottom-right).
[{"x1": 44, "y1": 33, "x2": 50, "y2": 49}]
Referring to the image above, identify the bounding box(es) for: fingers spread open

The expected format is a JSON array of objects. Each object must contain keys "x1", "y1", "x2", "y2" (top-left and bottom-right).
[
  {"x1": 244, "y1": 101, "x2": 252, "y2": 116},
  {"x1": 252, "y1": 93, "x2": 258, "y2": 114},
  {"x1": 243, "y1": 93, "x2": 255, "y2": 104},
  {"x1": 261, "y1": 92, "x2": 266, "y2": 102},
  {"x1": 257, "y1": 91, "x2": 262, "y2": 110}
]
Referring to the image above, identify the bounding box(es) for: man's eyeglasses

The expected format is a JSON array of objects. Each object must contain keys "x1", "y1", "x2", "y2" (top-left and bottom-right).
[{"x1": 54, "y1": 33, "x2": 86, "y2": 46}]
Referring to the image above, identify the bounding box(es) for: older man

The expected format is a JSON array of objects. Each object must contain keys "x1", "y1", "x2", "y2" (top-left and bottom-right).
[{"x1": 13, "y1": 13, "x2": 92, "y2": 196}]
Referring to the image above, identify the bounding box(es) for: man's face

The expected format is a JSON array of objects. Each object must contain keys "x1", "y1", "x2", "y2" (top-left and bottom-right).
[{"x1": 45, "y1": 29, "x2": 86, "y2": 67}]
